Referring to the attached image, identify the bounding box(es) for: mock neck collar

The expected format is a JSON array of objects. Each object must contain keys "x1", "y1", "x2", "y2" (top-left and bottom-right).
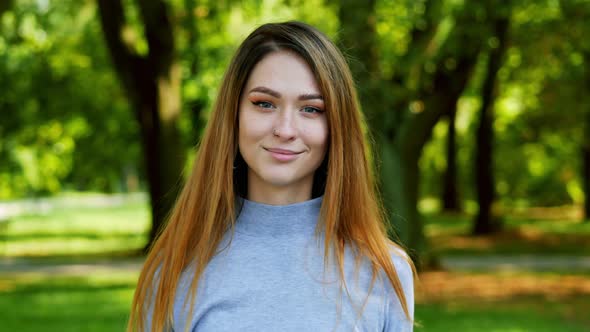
[{"x1": 235, "y1": 196, "x2": 323, "y2": 237}]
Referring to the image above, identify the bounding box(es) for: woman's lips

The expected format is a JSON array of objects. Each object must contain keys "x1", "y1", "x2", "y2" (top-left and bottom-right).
[{"x1": 264, "y1": 148, "x2": 302, "y2": 162}]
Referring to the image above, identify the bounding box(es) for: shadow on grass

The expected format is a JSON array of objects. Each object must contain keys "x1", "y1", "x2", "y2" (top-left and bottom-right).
[
  {"x1": 1, "y1": 271, "x2": 589, "y2": 332},
  {"x1": 0, "y1": 274, "x2": 137, "y2": 332},
  {"x1": 3, "y1": 249, "x2": 146, "y2": 264},
  {"x1": 2, "y1": 232, "x2": 146, "y2": 241},
  {"x1": 417, "y1": 295, "x2": 590, "y2": 332},
  {"x1": 415, "y1": 270, "x2": 590, "y2": 331},
  {"x1": 424, "y1": 212, "x2": 590, "y2": 256},
  {"x1": 431, "y1": 230, "x2": 590, "y2": 256}
]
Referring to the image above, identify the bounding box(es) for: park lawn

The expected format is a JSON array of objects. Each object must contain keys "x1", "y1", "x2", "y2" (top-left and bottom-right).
[
  {"x1": 416, "y1": 270, "x2": 590, "y2": 331},
  {"x1": 0, "y1": 272, "x2": 137, "y2": 332},
  {"x1": 1, "y1": 201, "x2": 150, "y2": 259},
  {"x1": 417, "y1": 296, "x2": 590, "y2": 332},
  {"x1": 424, "y1": 211, "x2": 590, "y2": 256},
  {"x1": 2, "y1": 194, "x2": 590, "y2": 259},
  {"x1": 0, "y1": 271, "x2": 589, "y2": 332}
]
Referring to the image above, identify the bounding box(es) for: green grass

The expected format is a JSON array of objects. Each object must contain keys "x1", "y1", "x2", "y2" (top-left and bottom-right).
[
  {"x1": 1, "y1": 201, "x2": 149, "y2": 258},
  {"x1": 416, "y1": 270, "x2": 590, "y2": 331},
  {"x1": 424, "y1": 212, "x2": 590, "y2": 256},
  {"x1": 425, "y1": 213, "x2": 590, "y2": 236},
  {"x1": 416, "y1": 296, "x2": 590, "y2": 331},
  {"x1": 0, "y1": 273, "x2": 137, "y2": 332},
  {"x1": 0, "y1": 273, "x2": 588, "y2": 332},
  {"x1": 3, "y1": 194, "x2": 590, "y2": 258},
  {"x1": 1, "y1": 194, "x2": 589, "y2": 331}
]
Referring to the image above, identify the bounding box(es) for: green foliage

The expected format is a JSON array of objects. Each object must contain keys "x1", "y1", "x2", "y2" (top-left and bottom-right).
[
  {"x1": 1, "y1": 0, "x2": 341, "y2": 199},
  {"x1": 175, "y1": 0, "x2": 339, "y2": 145},
  {"x1": 0, "y1": 0, "x2": 588, "y2": 211},
  {"x1": 0, "y1": 1, "x2": 141, "y2": 198},
  {"x1": 420, "y1": 0, "x2": 589, "y2": 207}
]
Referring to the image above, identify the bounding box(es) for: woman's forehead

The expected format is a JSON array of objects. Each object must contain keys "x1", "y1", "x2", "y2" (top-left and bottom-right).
[{"x1": 243, "y1": 50, "x2": 322, "y2": 99}]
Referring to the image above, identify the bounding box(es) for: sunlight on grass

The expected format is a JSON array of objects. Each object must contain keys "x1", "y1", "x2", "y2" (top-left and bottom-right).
[
  {"x1": 423, "y1": 207, "x2": 590, "y2": 256},
  {"x1": 507, "y1": 218, "x2": 590, "y2": 235},
  {"x1": 0, "y1": 272, "x2": 139, "y2": 332},
  {"x1": 417, "y1": 297, "x2": 590, "y2": 332},
  {"x1": 1, "y1": 271, "x2": 588, "y2": 332},
  {"x1": 4, "y1": 194, "x2": 588, "y2": 258},
  {"x1": 1, "y1": 193, "x2": 589, "y2": 331},
  {"x1": 2, "y1": 200, "x2": 150, "y2": 257},
  {"x1": 416, "y1": 270, "x2": 590, "y2": 331},
  {"x1": 423, "y1": 213, "x2": 471, "y2": 237},
  {"x1": 6, "y1": 237, "x2": 146, "y2": 256}
]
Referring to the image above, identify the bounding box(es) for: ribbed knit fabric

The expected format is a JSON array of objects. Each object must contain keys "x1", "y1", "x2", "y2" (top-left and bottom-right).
[{"x1": 169, "y1": 196, "x2": 414, "y2": 331}]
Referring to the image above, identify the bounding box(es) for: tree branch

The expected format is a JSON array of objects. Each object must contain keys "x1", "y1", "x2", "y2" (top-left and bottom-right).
[
  {"x1": 97, "y1": 0, "x2": 146, "y2": 106},
  {"x1": 0, "y1": 0, "x2": 13, "y2": 17},
  {"x1": 136, "y1": 0, "x2": 176, "y2": 77}
]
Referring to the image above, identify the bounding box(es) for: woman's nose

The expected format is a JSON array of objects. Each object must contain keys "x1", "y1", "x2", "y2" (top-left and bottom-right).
[{"x1": 273, "y1": 110, "x2": 297, "y2": 140}]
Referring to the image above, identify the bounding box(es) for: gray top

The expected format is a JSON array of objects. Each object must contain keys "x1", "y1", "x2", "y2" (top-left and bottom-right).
[{"x1": 169, "y1": 196, "x2": 414, "y2": 331}]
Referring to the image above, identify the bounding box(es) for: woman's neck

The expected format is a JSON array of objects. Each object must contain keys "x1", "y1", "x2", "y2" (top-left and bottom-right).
[
  {"x1": 235, "y1": 195, "x2": 323, "y2": 237},
  {"x1": 247, "y1": 182, "x2": 312, "y2": 205}
]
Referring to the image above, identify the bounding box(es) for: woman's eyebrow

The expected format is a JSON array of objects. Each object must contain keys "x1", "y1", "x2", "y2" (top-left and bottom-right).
[
  {"x1": 298, "y1": 93, "x2": 323, "y2": 101},
  {"x1": 249, "y1": 86, "x2": 281, "y2": 98},
  {"x1": 249, "y1": 86, "x2": 323, "y2": 101}
]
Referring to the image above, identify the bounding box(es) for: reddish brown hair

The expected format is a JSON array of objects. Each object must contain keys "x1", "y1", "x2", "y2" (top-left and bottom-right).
[{"x1": 127, "y1": 21, "x2": 414, "y2": 332}]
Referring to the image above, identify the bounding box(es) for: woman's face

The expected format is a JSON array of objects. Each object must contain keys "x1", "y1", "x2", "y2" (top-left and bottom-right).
[{"x1": 238, "y1": 50, "x2": 328, "y2": 200}]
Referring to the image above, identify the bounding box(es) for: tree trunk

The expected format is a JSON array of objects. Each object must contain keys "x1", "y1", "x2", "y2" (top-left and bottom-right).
[
  {"x1": 338, "y1": 1, "x2": 481, "y2": 263},
  {"x1": 474, "y1": 90, "x2": 497, "y2": 234},
  {"x1": 97, "y1": 0, "x2": 185, "y2": 250},
  {"x1": 473, "y1": 16, "x2": 510, "y2": 235},
  {"x1": 380, "y1": 140, "x2": 421, "y2": 258},
  {"x1": 442, "y1": 108, "x2": 461, "y2": 211},
  {"x1": 183, "y1": 0, "x2": 206, "y2": 141},
  {"x1": 559, "y1": 0, "x2": 590, "y2": 222},
  {"x1": 336, "y1": 0, "x2": 378, "y2": 92},
  {"x1": 387, "y1": 64, "x2": 477, "y2": 265},
  {"x1": 583, "y1": 144, "x2": 590, "y2": 221},
  {"x1": 0, "y1": 0, "x2": 12, "y2": 16},
  {"x1": 583, "y1": 51, "x2": 590, "y2": 221}
]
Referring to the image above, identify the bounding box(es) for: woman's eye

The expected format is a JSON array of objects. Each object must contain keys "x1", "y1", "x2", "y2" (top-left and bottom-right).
[
  {"x1": 302, "y1": 106, "x2": 324, "y2": 114},
  {"x1": 252, "y1": 101, "x2": 274, "y2": 109}
]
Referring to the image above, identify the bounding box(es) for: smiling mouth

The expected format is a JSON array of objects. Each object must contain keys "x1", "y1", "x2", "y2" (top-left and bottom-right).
[
  {"x1": 264, "y1": 147, "x2": 303, "y2": 162},
  {"x1": 264, "y1": 148, "x2": 303, "y2": 155}
]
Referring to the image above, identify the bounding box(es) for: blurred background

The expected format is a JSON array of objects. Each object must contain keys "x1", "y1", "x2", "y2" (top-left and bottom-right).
[{"x1": 1, "y1": 0, "x2": 589, "y2": 331}]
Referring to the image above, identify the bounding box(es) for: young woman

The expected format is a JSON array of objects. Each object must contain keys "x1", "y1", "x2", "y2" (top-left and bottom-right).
[{"x1": 128, "y1": 21, "x2": 415, "y2": 332}]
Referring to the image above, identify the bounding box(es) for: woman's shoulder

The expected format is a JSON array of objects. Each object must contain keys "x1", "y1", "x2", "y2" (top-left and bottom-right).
[
  {"x1": 385, "y1": 244, "x2": 414, "y2": 295},
  {"x1": 383, "y1": 243, "x2": 415, "y2": 327},
  {"x1": 388, "y1": 244, "x2": 412, "y2": 271}
]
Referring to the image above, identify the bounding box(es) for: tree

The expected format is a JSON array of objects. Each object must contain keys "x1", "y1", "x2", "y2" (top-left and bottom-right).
[
  {"x1": 442, "y1": 110, "x2": 461, "y2": 212},
  {"x1": 97, "y1": 0, "x2": 186, "y2": 248},
  {"x1": 584, "y1": 51, "x2": 590, "y2": 221},
  {"x1": 0, "y1": 1, "x2": 141, "y2": 198},
  {"x1": 472, "y1": 5, "x2": 511, "y2": 235},
  {"x1": 0, "y1": 0, "x2": 12, "y2": 16},
  {"x1": 556, "y1": 0, "x2": 590, "y2": 221},
  {"x1": 338, "y1": 0, "x2": 485, "y2": 263}
]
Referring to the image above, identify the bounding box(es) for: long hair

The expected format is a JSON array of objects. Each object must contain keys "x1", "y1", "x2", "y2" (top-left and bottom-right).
[{"x1": 127, "y1": 21, "x2": 414, "y2": 332}]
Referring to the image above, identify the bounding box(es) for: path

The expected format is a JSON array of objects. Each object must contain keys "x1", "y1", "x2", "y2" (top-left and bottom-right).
[
  {"x1": 0, "y1": 192, "x2": 146, "y2": 220},
  {"x1": 1, "y1": 255, "x2": 590, "y2": 277},
  {"x1": 440, "y1": 254, "x2": 590, "y2": 272},
  {"x1": 0, "y1": 257, "x2": 144, "y2": 276}
]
